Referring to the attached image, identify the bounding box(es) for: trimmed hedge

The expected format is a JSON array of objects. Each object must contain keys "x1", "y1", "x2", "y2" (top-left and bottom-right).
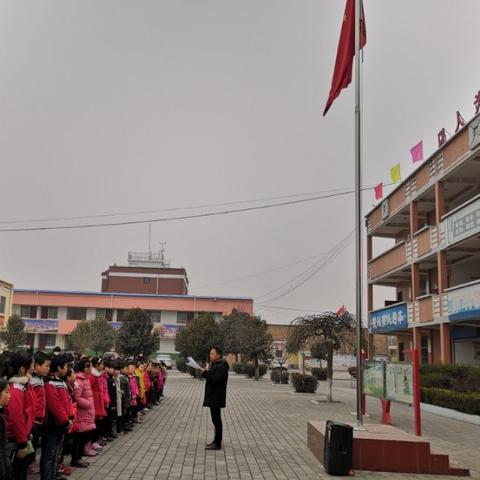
[
  {"x1": 291, "y1": 373, "x2": 318, "y2": 393},
  {"x1": 311, "y1": 367, "x2": 327, "y2": 381},
  {"x1": 348, "y1": 366, "x2": 357, "y2": 379},
  {"x1": 420, "y1": 364, "x2": 480, "y2": 393},
  {"x1": 243, "y1": 364, "x2": 268, "y2": 378},
  {"x1": 271, "y1": 368, "x2": 289, "y2": 384},
  {"x1": 232, "y1": 363, "x2": 244, "y2": 374},
  {"x1": 176, "y1": 358, "x2": 187, "y2": 373},
  {"x1": 421, "y1": 387, "x2": 480, "y2": 416}
]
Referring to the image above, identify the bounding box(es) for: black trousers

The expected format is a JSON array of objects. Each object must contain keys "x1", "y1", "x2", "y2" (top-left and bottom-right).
[
  {"x1": 40, "y1": 425, "x2": 65, "y2": 480},
  {"x1": 209, "y1": 407, "x2": 223, "y2": 447},
  {"x1": 71, "y1": 431, "x2": 90, "y2": 463}
]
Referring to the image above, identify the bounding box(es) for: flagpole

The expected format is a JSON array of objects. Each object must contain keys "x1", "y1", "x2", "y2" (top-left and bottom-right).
[{"x1": 354, "y1": 0, "x2": 364, "y2": 429}]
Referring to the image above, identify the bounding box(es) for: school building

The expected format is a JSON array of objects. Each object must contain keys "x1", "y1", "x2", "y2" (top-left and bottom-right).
[
  {"x1": 367, "y1": 112, "x2": 480, "y2": 365},
  {"x1": 0, "y1": 279, "x2": 14, "y2": 328},
  {"x1": 7, "y1": 251, "x2": 253, "y2": 353}
]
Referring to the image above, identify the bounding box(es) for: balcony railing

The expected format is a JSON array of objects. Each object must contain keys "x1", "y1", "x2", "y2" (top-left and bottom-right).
[
  {"x1": 414, "y1": 294, "x2": 440, "y2": 323},
  {"x1": 445, "y1": 279, "x2": 480, "y2": 322},
  {"x1": 368, "y1": 242, "x2": 407, "y2": 280},
  {"x1": 413, "y1": 226, "x2": 432, "y2": 258}
]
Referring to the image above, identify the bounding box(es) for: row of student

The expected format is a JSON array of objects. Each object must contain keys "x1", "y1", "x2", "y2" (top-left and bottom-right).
[{"x1": 0, "y1": 350, "x2": 167, "y2": 480}]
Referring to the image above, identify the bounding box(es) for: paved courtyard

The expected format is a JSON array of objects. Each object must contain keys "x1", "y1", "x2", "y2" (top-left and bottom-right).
[{"x1": 70, "y1": 372, "x2": 480, "y2": 480}]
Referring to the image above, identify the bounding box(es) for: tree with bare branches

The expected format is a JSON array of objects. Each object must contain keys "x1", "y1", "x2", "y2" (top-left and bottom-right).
[{"x1": 286, "y1": 311, "x2": 355, "y2": 402}]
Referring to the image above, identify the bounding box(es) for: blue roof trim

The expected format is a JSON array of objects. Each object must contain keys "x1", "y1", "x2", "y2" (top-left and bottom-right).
[{"x1": 13, "y1": 288, "x2": 253, "y2": 302}]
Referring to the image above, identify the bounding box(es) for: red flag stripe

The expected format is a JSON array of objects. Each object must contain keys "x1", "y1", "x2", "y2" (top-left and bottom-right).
[{"x1": 323, "y1": 0, "x2": 366, "y2": 116}]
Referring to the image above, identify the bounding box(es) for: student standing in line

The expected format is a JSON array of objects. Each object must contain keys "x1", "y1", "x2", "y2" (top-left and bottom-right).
[
  {"x1": 0, "y1": 377, "x2": 13, "y2": 480},
  {"x1": 4, "y1": 352, "x2": 35, "y2": 480}
]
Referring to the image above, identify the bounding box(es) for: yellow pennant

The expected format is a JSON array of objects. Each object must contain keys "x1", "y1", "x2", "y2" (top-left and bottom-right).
[{"x1": 390, "y1": 163, "x2": 401, "y2": 183}]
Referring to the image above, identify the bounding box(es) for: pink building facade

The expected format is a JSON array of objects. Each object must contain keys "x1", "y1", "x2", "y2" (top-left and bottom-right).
[{"x1": 12, "y1": 289, "x2": 254, "y2": 354}]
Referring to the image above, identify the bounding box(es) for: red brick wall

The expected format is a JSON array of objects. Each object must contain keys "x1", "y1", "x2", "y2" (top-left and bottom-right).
[{"x1": 103, "y1": 276, "x2": 187, "y2": 295}]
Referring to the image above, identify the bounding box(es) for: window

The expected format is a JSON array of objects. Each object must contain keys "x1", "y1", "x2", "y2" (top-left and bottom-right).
[
  {"x1": 96, "y1": 308, "x2": 107, "y2": 320},
  {"x1": 143, "y1": 277, "x2": 152, "y2": 284},
  {"x1": 45, "y1": 334, "x2": 56, "y2": 347},
  {"x1": 176, "y1": 312, "x2": 188, "y2": 324},
  {"x1": 66, "y1": 307, "x2": 87, "y2": 320},
  {"x1": 150, "y1": 310, "x2": 162, "y2": 323},
  {"x1": 20, "y1": 305, "x2": 34, "y2": 318},
  {"x1": 47, "y1": 307, "x2": 58, "y2": 319},
  {"x1": 0, "y1": 296, "x2": 5, "y2": 314}
]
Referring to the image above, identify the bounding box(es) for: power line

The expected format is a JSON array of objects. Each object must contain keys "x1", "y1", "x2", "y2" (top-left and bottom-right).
[
  {"x1": 191, "y1": 250, "x2": 328, "y2": 291},
  {"x1": 0, "y1": 185, "x2": 355, "y2": 225},
  {"x1": 0, "y1": 182, "x2": 395, "y2": 230},
  {"x1": 260, "y1": 304, "x2": 323, "y2": 313},
  {"x1": 256, "y1": 230, "x2": 354, "y2": 304},
  {"x1": 0, "y1": 186, "x2": 381, "y2": 233}
]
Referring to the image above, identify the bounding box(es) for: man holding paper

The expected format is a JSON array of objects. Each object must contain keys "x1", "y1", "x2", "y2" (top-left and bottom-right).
[{"x1": 199, "y1": 347, "x2": 229, "y2": 451}]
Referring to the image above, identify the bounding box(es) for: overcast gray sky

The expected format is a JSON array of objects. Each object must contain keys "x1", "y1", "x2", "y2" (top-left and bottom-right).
[{"x1": 0, "y1": 1, "x2": 478, "y2": 324}]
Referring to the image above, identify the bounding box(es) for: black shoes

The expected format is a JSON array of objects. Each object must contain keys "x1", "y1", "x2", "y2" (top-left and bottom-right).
[{"x1": 205, "y1": 443, "x2": 222, "y2": 450}]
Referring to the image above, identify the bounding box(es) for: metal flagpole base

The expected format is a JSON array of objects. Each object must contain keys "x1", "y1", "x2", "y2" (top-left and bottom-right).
[{"x1": 354, "y1": 424, "x2": 367, "y2": 432}]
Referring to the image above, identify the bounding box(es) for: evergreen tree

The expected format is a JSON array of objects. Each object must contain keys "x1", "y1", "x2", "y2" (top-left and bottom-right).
[
  {"x1": 0, "y1": 314, "x2": 27, "y2": 351},
  {"x1": 116, "y1": 308, "x2": 159, "y2": 357}
]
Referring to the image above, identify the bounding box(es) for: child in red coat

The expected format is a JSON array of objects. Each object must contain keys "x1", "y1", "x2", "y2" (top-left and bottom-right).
[
  {"x1": 28, "y1": 351, "x2": 50, "y2": 473},
  {"x1": 3, "y1": 351, "x2": 34, "y2": 480},
  {"x1": 41, "y1": 354, "x2": 72, "y2": 480}
]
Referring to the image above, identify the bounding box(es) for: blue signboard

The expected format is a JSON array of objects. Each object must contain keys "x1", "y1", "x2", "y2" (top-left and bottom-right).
[
  {"x1": 447, "y1": 281, "x2": 480, "y2": 322},
  {"x1": 369, "y1": 303, "x2": 408, "y2": 333}
]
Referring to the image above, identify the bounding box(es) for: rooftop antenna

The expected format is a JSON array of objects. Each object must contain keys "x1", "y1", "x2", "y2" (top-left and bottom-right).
[{"x1": 148, "y1": 222, "x2": 152, "y2": 256}]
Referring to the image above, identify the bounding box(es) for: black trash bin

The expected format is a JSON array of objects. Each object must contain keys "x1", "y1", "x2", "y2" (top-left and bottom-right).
[{"x1": 324, "y1": 420, "x2": 353, "y2": 476}]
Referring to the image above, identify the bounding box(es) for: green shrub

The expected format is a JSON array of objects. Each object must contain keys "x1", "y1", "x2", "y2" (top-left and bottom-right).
[
  {"x1": 420, "y1": 364, "x2": 480, "y2": 393},
  {"x1": 291, "y1": 373, "x2": 318, "y2": 393},
  {"x1": 421, "y1": 387, "x2": 480, "y2": 416},
  {"x1": 311, "y1": 367, "x2": 328, "y2": 381},
  {"x1": 348, "y1": 366, "x2": 357, "y2": 378},
  {"x1": 243, "y1": 363, "x2": 268, "y2": 378},
  {"x1": 421, "y1": 372, "x2": 452, "y2": 389},
  {"x1": 176, "y1": 358, "x2": 187, "y2": 373},
  {"x1": 271, "y1": 368, "x2": 289, "y2": 384},
  {"x1": 232, "y1": 363, "x2": 244, "y2": 374}
]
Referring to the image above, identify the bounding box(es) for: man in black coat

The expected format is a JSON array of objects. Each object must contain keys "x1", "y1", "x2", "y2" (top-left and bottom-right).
[{"x1": 201, "y1": 346, "x2": 229, "y2": 450}]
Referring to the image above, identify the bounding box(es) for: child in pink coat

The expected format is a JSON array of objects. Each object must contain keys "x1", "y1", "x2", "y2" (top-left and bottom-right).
[{"x1": 72, "y1": 359, "x2": 96, "y2": 467}]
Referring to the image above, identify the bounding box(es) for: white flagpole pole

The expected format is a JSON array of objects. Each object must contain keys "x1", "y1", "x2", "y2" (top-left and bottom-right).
[{"x1": 354, "y1": 0, "x2": 364, "y2": 429}]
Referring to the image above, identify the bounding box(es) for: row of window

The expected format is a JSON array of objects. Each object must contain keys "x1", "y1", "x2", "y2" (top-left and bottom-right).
[{"x1": 17, "y1": 305, "x2": 190, "y2": 324}]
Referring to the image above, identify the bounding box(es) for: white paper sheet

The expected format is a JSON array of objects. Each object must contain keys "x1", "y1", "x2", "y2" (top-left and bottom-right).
[{"x1": 186, "y1": 356, "x2": 203, "y2": 370}]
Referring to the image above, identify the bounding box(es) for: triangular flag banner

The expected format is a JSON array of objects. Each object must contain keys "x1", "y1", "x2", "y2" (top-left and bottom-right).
[
  {"x1": 374, "y1": 182, "x2": 383, "y2": 200},
  {"x1": 390, "y1": 164, "x2": 401, "y2": 183},
  {"x1": 410, "y1": 141, "x2": 423, "y2": 163},
  {"x1": 336, "y1": 305, "x2": 346, "y2": 315}
]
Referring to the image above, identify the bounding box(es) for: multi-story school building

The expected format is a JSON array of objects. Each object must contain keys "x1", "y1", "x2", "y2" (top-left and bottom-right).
[{"x1": 367, "y1": 113, "x2": 480, "y2": 365}]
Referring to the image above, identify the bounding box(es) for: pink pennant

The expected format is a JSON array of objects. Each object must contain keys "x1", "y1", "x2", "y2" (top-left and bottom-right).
[{"x1": 410, "y1": 141, "x2": 424, "y2": 163}]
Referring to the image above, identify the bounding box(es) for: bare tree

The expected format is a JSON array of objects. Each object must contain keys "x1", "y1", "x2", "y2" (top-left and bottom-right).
[{"x1": 286, "y1": 311, "x2": 355, "y2": 402}]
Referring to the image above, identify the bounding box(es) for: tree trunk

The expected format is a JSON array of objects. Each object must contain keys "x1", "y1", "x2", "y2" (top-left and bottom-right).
[
  {"x1": 326, "y1": 345, "x2": 334, "y2": 402},
  {"x1": 254, "y1": 357, "x2": 259, "y2": 381}
]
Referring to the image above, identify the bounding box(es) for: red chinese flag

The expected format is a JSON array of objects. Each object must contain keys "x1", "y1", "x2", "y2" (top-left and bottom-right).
[
  {"x1": 323, "y1": 0, "x2": 366, "y2": 116},
  {"x1": 374, "y1": 182, "x2": 383, "y2": 200}
]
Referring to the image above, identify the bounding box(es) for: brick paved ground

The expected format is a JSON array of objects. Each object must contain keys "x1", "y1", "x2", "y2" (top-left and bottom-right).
[{"x1": 68, "y1": 372, "x2": 480, "y2": 480}]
